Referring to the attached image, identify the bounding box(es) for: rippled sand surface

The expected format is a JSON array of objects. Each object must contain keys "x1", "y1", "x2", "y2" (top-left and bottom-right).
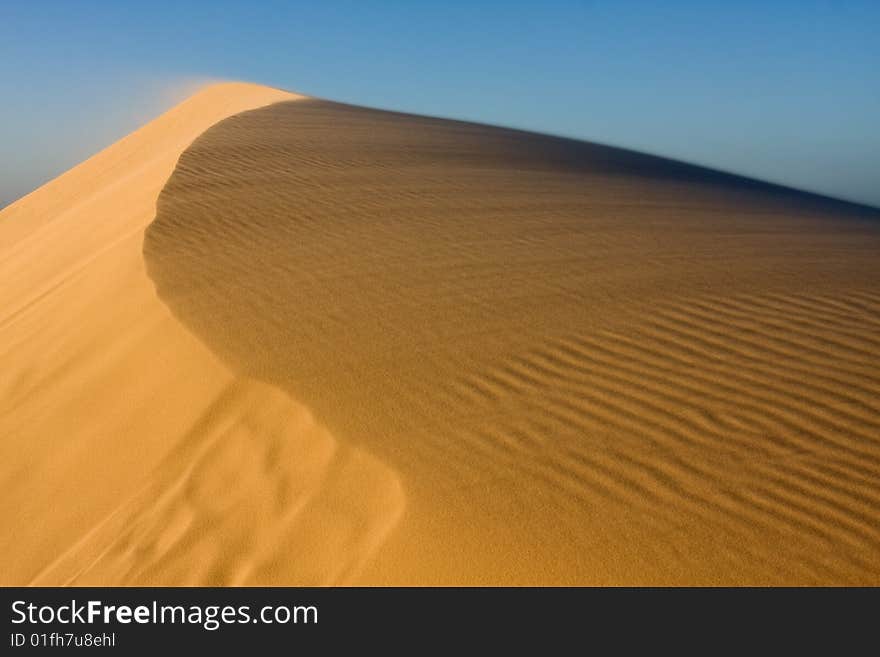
[{"x1": 143, "y1": 98, "x2": 880, "y2": 584}]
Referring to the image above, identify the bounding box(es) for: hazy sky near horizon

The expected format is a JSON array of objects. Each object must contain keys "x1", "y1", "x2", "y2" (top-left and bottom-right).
[{"x1": 2, "y1": 1, "x2": 878, "y2": 208}]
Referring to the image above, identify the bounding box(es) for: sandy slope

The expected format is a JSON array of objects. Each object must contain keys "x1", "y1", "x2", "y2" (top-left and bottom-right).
[
  {"x1": 0, "y1": 83, "x2": 402, "y2": 585},
  {"x1": 3, "y1": 85, "x2": 880, "y2": 585},
  {"x1": 146, "y1": 99, "x2": 880, "y2": 585}
]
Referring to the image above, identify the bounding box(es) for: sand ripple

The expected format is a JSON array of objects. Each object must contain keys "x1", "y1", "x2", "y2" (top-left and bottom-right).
[{"x1": 144, "y1": 99, "x2": 880, "y2": 584}]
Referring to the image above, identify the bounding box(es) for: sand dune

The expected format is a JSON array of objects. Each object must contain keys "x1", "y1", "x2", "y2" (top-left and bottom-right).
[{"x1": 3, "y1": 86, "x2": 880, "y2": 585}]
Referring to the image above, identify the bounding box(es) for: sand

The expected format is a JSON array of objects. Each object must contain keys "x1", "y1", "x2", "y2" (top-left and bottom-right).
[
  {"x1": 3, "y1": 85, "x2": 880, "y2": 585},
  {"x1": 0, "y1": 83, "x2": 402, "y2": 586}
]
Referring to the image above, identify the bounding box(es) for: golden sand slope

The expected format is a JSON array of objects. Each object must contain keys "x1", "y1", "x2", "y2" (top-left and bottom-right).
[
  {"x1": 145, "y1": 100, "x2": 880, "y2": 585},
  {"x1": 0, "y1": 84, "x2": 402, "y2": 585}
]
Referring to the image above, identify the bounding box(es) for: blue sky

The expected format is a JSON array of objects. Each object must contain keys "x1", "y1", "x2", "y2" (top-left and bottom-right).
[{"x1": 2, "y1": 1, "x2": 878, "y2": 207}]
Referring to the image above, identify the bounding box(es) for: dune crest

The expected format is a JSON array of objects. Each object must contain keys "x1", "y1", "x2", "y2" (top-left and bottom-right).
[{"x1": 0, "y1": 83, "x2": 403, "y2": 585}]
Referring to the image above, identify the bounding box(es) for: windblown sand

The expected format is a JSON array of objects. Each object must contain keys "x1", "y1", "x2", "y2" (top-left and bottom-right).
[
  {"x1": 0, "y1": 84, "x2": 401, "y2": 586},
  {"x1": 3, "y1": 85, "x2": 880, "y2": 585}
]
